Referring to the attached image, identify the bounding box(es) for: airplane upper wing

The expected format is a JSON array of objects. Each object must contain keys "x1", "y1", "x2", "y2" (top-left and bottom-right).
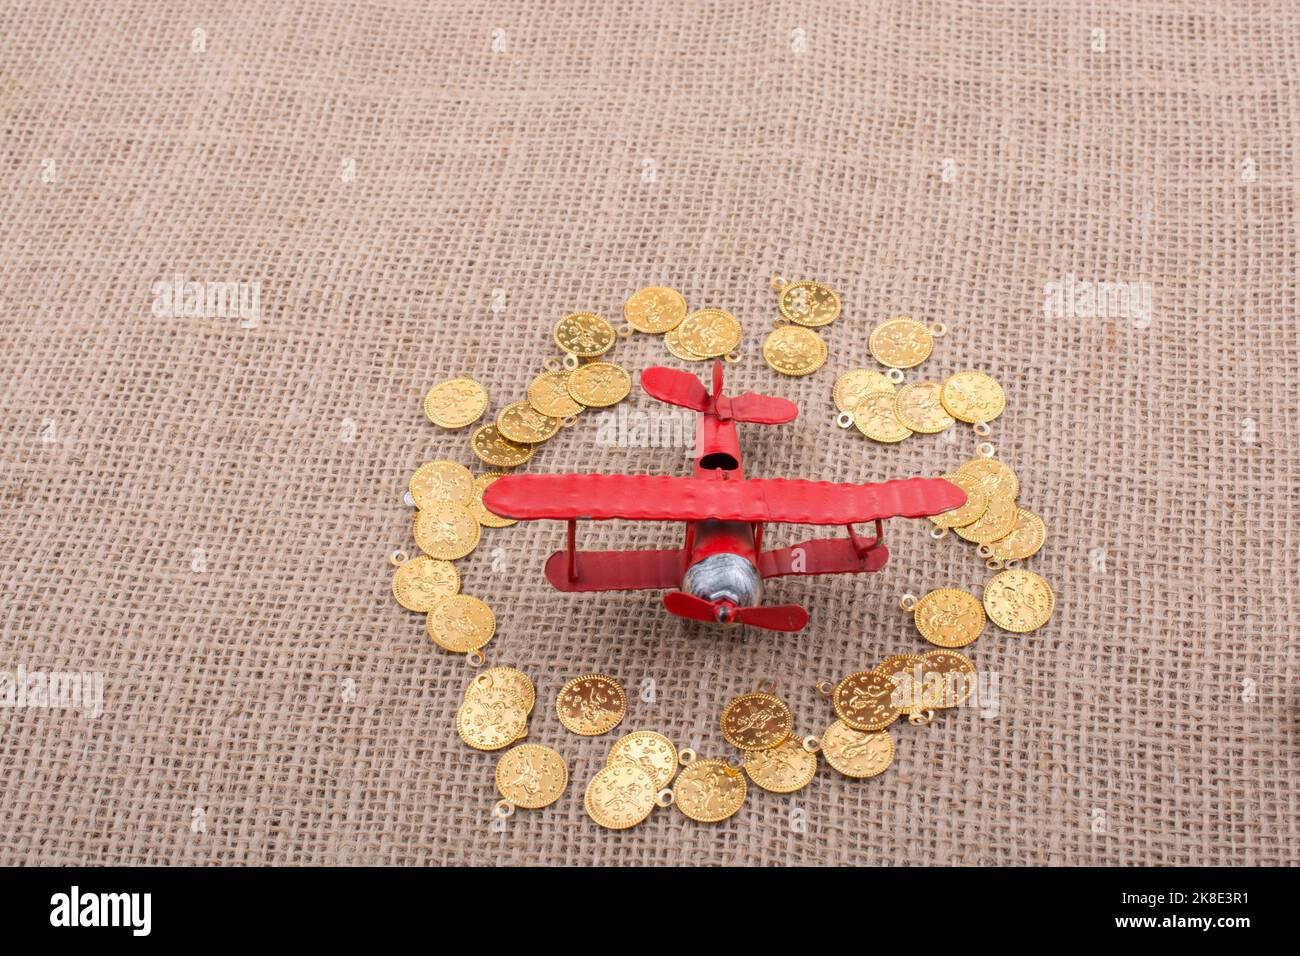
[{"x1": 483, "y1": 474, "x2": 965, "y2": 525}]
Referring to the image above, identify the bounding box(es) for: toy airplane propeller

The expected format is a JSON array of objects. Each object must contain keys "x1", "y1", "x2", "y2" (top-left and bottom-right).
[{"x1": 483, "y1": 362, "x2": 966, "y2": 633}]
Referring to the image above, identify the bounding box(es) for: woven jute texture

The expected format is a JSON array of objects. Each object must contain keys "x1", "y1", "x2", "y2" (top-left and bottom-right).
[{"x1": 1, "y1": 0, "x2": 1296, "y2": 866}]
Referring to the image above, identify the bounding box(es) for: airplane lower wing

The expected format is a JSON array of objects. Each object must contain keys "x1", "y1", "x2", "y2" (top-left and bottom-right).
[
  {"x1": 758, "y1": 538, "x2": 890, "y2": 578},
  {"x1": 542, "y1": 548, "x2": 685, "y2": 592}
]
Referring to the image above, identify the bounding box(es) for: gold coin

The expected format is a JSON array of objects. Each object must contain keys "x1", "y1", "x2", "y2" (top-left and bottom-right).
[
  {"x1": 893, "y1": 381, "x2": 955, "y2": 434},
  {"x1": 821, "y1": 721, "x2": 894, "y2": 779},
  {"x1": 466, "y1": 666, "x2": 536, "y2": 712},
  {"x1": 743, "y1": 737, "x2": 818, "y2": 794},
  {"x1": 424, "y1": 377, "x2": 488, "y2": 429},
  {"x1": 776, "y1": 280, "x2": 841, "y2": 327},
  {"x1": 928, "y1": 472, "x2": 988, "y2": 529},
  {"x1": 983, "y1": 569, "x2": 1054, "y2": 633},
  {"x1": 495, "y1": 744, "x2": 568, "y2": 809},
  {"x1": 677, "y1": 308, "x2": 742, "y2": 358},
  {"x1": 426, "y1": 594, "x2": 496, "y2": 652},
  {"x1": 470, "y1": 423, "x2": 534, "y2": 468},
  {"x1": 833, "y1": 369, "x2": 895, "y2": 413},
  {"x1": 673, "y1": 758, "x2": 747, "y2": 823},
  {"x1": 608, "y1": 730, "x2": 678, "y2": 789},
  {"x1": 956, "y1": 457, "x2": 1019, "y2": 499},
  {"x1": 664, "y1": 326, "x2": 705, "y2": 361},
  {"x1": 470, "y1": 472, "x2": 517, "y2": 528},
  {"x1": 409, "y1": 460, "x2": 474, "y2": 509},
  {"x1": 874, "y1": 653, "x2": 927, "y2": 715},
  {"x1": 919, "y1": 650, "x2": 977, "y2": 709},
  {"x1": 852, "y1": 389, "x2": 912, "y2": 443},
  {"x1": 413, "y1": 502, "x2": 480, "y2": 560},
  {"x1": 527, "y1": 371, "x2": 583, "y2": 418},
  {"x1": 624, "y1": 286, "x2": 687, "y2": 334},
  {"x1": 985, "y1": 507, "x2": 1046, "y2": 561},
  {"x1": 456, "y1": 688, "x2": 528, "y2": 751},
  {"x1": 585, "y1": 763, "x2": 656, "y2": 830},
  {"x1": 832, "y1": 671, "x2": 901, "y2": 731},
  {"x1": 763, "y1": 324, "x2": 827, "y2": 376},
  {"x1": 566, "y1": 361, "x2": 631, "y2": 408},
  {"x1": 941, "y1": 371, "x2": 1006, "y2": 424},
  {"x1": 719, "y1": 692, "x2": 793, "y2": 751},
  {"x1": 912, "y1": 588, "x2": 985, "y2": 648},
  {"x1": 553, "y1": 312, "x2": 615, "y2": 358},
  {"x1": 953, "y1": 493, "x2": 1018, "y2": 544},
  {"x1": 868, "y1": 317, "x2": 933, "y2": 369},
  {"x1": 496, "y1": 400, "x2": 560, "y2": 444},
  {"x1": 391, "y1": 555, "x2": 459, "y2": 612},
  {"x1": 556, "y1": 673, "x2": 627, "y2": 736}
]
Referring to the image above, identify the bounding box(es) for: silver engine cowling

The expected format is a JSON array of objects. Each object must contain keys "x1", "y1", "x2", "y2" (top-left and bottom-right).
[{"x1": 681, "y1": 553, "x2": 763, "y2": 620}]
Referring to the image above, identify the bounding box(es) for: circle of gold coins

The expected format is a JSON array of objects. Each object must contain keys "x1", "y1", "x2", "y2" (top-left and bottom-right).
[
  {"x1": 624, "y1": 286, "x2": 687, "y2": 334},
  {"x1": 957, "y1": 456, "x2": 1019, "y2": 499},
  {"x1": 929, "y1": 471, "x2": 989, "y2": 529},
  {"x1": 875, "y1": 652, "x2": 927, "y2": 715},
  {"x1": 457, "y1": 687, "x2": 527, "y2": 751},
  {"x1": 832, "y1": 670, "x2": 901, "y2": 731},
  {"x1": 427, "y1": 594, "x2": 496, "y2": 652},
  {"x1": 677, "y1": 309, "x2": 742, "y2": 358},
  {"x1": 663, "y1": 326, "x2": 704, "y2": 361},
  {"x1": 821, "y1": 721, "x2": 894, "y2": 779},
  {"x1": 983, "y1": 569, "x2": 1054, "y2": 633},
  {"x1": 527, "y1": 370, "x2": 583, "y2": 418},
  {"x1": 470, "y1": 423, "x2": 534, "y2": 468},
  {"x1": 912, "y1": 588, "x2": 985, "y2": 648},
  {"x1": 776, "y1": 280, "x2": 841, "y2": 328},
  {"x1": 413, "y1": 503, "x2": 480, "y2": 560},
  {"x1": 496, "y1": 401, "x2": 560, "y2": 444},
  {"x1": 869, "y1": 317, "x2": 933, "y2": 369},
  {"x1": 672, "y1": 758, "x2": 747, "y2": 823},
  {"x1": 409, "y1": 460, "x2": 474, "y2": 508},
  {"x1": 608, "y1": 730, "x2": 679, "y2": 789},
  {"x1": 743, "y1": 737, "x2": 818, "y2": 794},
  {"x1": 585, "y1": 763, "x2": 656, "y2": 830},
  {"x1": 834, "y1": 369, "x2": 895, "y2": 413},
  {"x1": 470, "y1": 472, "x2": 516, "y2": 528},
  {"x1": 941, "y1": 371, "x2": 1006, "y2": 424},
  {"x1": 495, "y1": 744, "x2": 568, "y2": 809},
  {"x1": 893, "y1": 381, "x2": 955, "y2": 434},
  {"x1": 391, "y1": 555, "x2": 460, "y2": 612},
  {"x1": 424, "y1": 377, "x2": 488, "y2": 429},
  {"x1": 985, "y1": 507, "x2": 1046, "y2": 561},
  {"x1": 556, "y1": 673, "x2": 627, "y2": 736},
  {"x1": 566, "y1": 361, "x2": 631, "y2": 408},
  {"x1": 919, "y1": 649, "x2": 977, "y2": 710},
  {"x1": 953, "y1": 493, "x2": 1017, "y2": 544},
  {"x1": 853, "y1": 389, "x2": 913, "y2": 443},
  {"x1": 763, "y1": 324, "x2": 827, "y2": 376},
  {"x1": 554, "y1": 312, "x2": 616, "y2": 358},
  {"x1": 467, "y1": 667, "x2": 536, "y2": 712},
  {"x1": 719, "y1": 692, "x2": 794, "y2": 751}
]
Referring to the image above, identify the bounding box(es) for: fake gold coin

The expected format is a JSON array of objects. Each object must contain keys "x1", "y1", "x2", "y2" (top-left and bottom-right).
[
  {"x1": 719, "y1": 692, "x2": 793, "y2": 751},
  {"x1": 869, "y1": 317, "x2": 933, "y2": 369},
  {"x1": 556, "y1": 673, "x2": 627, "y2": 736},
  {"x1": 832, "y1": 670, "x2": 901, "y2": 731},
  {"x1": 875, "y1": 653, "x2": 927, "y2": 715},
  {"x1": 527, "y1": 371, "x2": 583, "y2": 419},
  {"x1": 467, "y1": 666, "x2": 535, "y2": 712},
  {"x1": 470, "y1": 423, "x2": 534, "y2": 468},
  {"x1": 929, "y1": 471, "x2": 988, "y2": 529},
  {"x1": 624, "y1": 286, "x2": 687, "y2": 334},
  {"x1": 833, "y1": 369, "x2": 895, "y2": 413},
  {"x1": 821, "y1": 721, "x2": 894, "y2": 779},
  {"x1": 456, "y1": 688, "x2": 528, "y2": 751},
  {"x1": 941, "y1": 371, "x2": 1006, "y2": 424},
  {"x1": 677, "y1": 309, "x2": 742, "y2": 358},
  {"x1": 852, "y1": 389, "x2": 912, "y2": 443},
  {"x1": 912, "y1": 588, "x2": 985, "y2": 648},
  {"x1": 983, "y1": 569, "x2": 1054, "y2": 633},
  {"x1": 409, "y1": 460, "x2": 474, "y2": 509},
  {"x1": 743, "y1": 737, "x2": 818, "y2": 794},
  {"x1": 953, "y1": 493, "x2": 1018, "y2": 544},
  {"x1": 672, "y1": 758, "x2": 747, "y2": 823},
  {"x1": 496, "y1": 401, "x2": 560, "y2": 444},
  {"x1": 495, "y1": 744, "x2": 568, "y2": 809},
  {"x1": 566, "y1": 361, "x2": 631, "y2": 408},
  {"x1": 413, "y1": 502, "x2": 480, "y2": 560},
  {"x1": 956, "y1": 457, "x2": 1019, "y2": 500},
  {"x1": 426, "y1": 594, "x2": 496, "y2": 653},
  {"x1": 663, "y1": 326, "x2": 705, "y2": 361},
  {"x1": 919, "y1": 649, "x2": 977, "y2": 710},
  {"x1": 470, "y1": 472, "x2": 517, "y2": 528},
  {"x1": 585, "y1": 763, "x2": 656, "y2": 830},
  {"x1": 776, "y1": 280, "x2": 841, "y2": 327},
  {"x1": 423, "y1": 377, "x2": 488, "y2": 429},
  {"x1": 608, "y1": 730, "x2": 678, "y2": 789},
  {"x1": 763, "y1": 324, "x2": 827, "y2": 376},
  {"x1": 391, "y1": 555, "x2": 459, "y2": 612},
  {"x1": 553, "y1": 312, "x2": 615, "y2": 358},
  {"x1": 893, "y1": 381, "x2": 955, "y2": 434},
  {"x1": 985, "y1": 507, "x2": 1046, "y2": 561}
]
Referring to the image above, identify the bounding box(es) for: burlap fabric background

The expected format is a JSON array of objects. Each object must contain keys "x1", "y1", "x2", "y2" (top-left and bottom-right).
[{"x1": 1, "y1": 0, "x2": 1295, "y2": 866}]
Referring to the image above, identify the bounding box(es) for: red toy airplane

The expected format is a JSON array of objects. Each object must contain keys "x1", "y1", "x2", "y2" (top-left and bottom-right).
[{"x1": 483, "y1": 362, "x2": 966, "y2": 633}]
